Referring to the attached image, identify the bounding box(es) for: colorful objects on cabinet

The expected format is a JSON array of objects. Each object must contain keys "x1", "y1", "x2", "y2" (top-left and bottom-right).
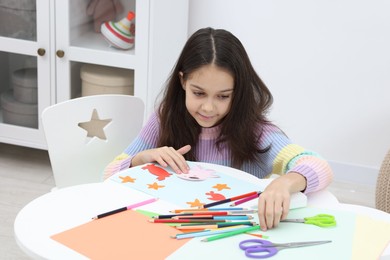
[{"x1": 101, "y1": 11, "x2": 135, "y2": 50}]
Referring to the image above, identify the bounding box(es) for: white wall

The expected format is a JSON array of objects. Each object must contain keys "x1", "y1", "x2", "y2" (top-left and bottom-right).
[{"x1": 188, "y1": 0, "x2": 390, "y2": 182}]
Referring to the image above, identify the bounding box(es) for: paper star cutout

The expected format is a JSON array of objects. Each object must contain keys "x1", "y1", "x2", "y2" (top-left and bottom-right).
[
  {"x1": 212, "y1": 183, "x2": 231, "y2": 191},
  {"x1": 147, "y1": 182, "x2": 165, "y2": 190},
  {"x1": 186, "y1": 199, "x2": 204, "y2": 208},
  {"x1": 78, "y1": 109, "x2": 112, "y2": 140},
  {"x1": 120, "y1": 176, "x2": 136, "y2": 183}
]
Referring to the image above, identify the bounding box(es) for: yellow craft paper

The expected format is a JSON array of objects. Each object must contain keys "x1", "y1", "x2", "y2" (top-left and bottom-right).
[
  {"x1": 51, "y1": 210, "x2": 189, "y2": 260},
  {"x1": 352, "y1": 215, "x2": 390, "y2": 260}
]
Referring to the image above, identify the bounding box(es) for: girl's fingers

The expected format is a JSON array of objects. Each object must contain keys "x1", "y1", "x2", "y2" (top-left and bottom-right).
[
  {"x1": 158, "y1": 146, "x2": 189, "y2": 174},
  {"x1": 177, "y1": 145, "x2": 191, "y2": 155},
  {"x1": 257, "y1": 196, "x2": 267, "y2": 231},
  {"x1": 175, "y1": 145, "x2": 191, "y2": 172},
  {"x1": 265, "y1": 200, "x2": 275, "y2": 229},
  {"x1": 155, "y1": 157, "x2": 168, "y2": 168},
  {"x1": 281, "y1": 199, "x2": 290, "y2": 220},
  {"x1": 258, "y1": 193, "x2": 290, "y2": 230},
  {"x1": 272, "y1": 200, "x2": 283, "y2": 228}
]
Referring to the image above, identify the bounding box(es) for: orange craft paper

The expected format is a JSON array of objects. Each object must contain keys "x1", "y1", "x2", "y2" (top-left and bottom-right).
[{"x1": 51, "y1": 210, "x2": 189, "y2": 259}]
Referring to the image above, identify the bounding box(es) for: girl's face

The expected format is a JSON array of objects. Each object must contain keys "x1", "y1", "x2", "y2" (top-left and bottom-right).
[{"x1": 181, "y1": 65, "x2": 234, "y2": 128}]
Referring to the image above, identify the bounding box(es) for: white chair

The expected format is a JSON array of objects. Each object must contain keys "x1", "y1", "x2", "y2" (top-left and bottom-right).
[{"x1": 42, "y1": 94, "x2": 144, "y2": 189}]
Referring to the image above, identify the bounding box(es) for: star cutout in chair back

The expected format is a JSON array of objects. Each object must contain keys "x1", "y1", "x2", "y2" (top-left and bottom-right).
[{"x1": 78, "y1": 109, "x2": 112, "y2": 140}]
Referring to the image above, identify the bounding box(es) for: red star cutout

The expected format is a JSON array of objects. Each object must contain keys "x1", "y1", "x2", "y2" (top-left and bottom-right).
[
  {"x1": 212, "y1": 183, "x2": 231, "y2": 191},
  {"x1": 186, "y1": 199, "x2": 204, "y2": 208},
  {"x1": 147, "y1": 182, "x2": 165, "y2": 190},
  {"x1": 119, "y1": 176, "x2": 136, "y2": 183}
]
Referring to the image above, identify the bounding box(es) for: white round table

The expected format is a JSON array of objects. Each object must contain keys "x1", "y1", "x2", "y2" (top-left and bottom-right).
[
  {"x1": 14, "y1": 182, "x2": 341, "y2": 259},
  {"x1": 14, "y1": 162, "x2": 390, "y2": 259}
]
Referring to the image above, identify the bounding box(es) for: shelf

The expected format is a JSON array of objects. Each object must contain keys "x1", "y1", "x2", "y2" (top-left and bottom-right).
[
  {"x1": 71, "y1": 30, "x2": 135, "y2": 55},
  {"x1": 0, "y1": 124, "x2": 46, "y2": 149},
  {"x1": 68, "y1": 46, "x2": 136, "y2": 69},
  {"x1": 0, "y1": 37, "x2": 38, "y2": 56}
]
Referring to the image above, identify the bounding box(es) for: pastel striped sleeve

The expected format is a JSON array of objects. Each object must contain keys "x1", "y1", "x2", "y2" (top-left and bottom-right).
[
  {"x1": 102, "y1": 112, "x2": 160, "y2": 180},
  {"x1": 272, "y1": 144, "x2": 333, "y2": 194},
  {"x1": 102, "y1": 153, "x2": 132, "y2": 180},
  {"x1": 272, "y1": 144, "x2": 305, "y2": 174}
]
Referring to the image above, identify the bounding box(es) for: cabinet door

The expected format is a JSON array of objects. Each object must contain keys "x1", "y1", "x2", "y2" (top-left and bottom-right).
[
  {"x1": 0, "y1": 0, "x2": 51, "y2": 149},
  {"x1": 0, "y1": 0, "x2": 188, "y2": 149},
  {"x1": 54, "y1": 0, "x2": 147, "y2": 104}
]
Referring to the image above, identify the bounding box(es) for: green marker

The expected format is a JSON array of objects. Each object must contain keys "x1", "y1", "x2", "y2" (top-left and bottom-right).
[{"x1": 201, "y1": 225, "x2": 261, "y2": 242}]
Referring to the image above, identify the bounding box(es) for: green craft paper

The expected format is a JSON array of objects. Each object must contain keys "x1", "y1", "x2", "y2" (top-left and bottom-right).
[
  {"x1": 135, "y1": 209, "x2": 159, "y2": 218},
  {"x1": 136, "y1": 209, "x2": 178, "y2": 227}
]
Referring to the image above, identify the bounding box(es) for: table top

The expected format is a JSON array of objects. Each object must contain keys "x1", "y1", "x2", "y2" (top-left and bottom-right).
[{"x1": 14, "y1": 163, "x2": 390, "y2": 259}]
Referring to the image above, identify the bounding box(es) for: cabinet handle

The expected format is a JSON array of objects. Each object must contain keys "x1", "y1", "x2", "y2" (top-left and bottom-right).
[
  {"x1": 56, "y1": 50, "x2": 65, "y2": 58},
  {"x1": 37, "y1": 48, "x2": 46, "y2": 56}
]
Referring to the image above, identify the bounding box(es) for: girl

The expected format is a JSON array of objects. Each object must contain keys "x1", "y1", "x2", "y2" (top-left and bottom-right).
[{"x1": 103, "y1": 27, "x2": 333, "y2": 231}]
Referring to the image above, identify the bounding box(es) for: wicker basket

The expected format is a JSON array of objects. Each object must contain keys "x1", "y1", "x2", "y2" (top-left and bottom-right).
[{"x1": 375, "y1": 149, "x2": 390, "y2": 213}]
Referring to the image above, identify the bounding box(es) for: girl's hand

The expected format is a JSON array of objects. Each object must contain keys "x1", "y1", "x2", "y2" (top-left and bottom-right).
[
  {"x1": 132, "y1": 145, "x2": 191, "y2": 174},
  {"x1": 257, "y1": 172, "x2": 306, "y2": 231}
]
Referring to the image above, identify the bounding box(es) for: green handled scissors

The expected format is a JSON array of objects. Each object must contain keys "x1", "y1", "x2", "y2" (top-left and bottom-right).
[{"x1": 281, "y1": 214, "x2": 336, "y2": 227}]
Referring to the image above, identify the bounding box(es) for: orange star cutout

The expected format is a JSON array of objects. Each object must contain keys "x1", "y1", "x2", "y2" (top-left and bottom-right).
[
  {"x1": 212, "y1": 183, "x2": 231, "y2": 191},
  {"x1": 120, "y1": 176, "x2": 136, "y2": 183},
  {"x1": 186, "y1": 199, "x2": 205, "y2": 208},
  {"x1": 147, "y1": 182, "x2": 165, "y2": 190}
]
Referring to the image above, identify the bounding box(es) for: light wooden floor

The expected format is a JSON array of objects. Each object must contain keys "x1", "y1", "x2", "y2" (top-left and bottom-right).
[{"x1": 0, "y1": 142, "x2": 376, "y2": 259}]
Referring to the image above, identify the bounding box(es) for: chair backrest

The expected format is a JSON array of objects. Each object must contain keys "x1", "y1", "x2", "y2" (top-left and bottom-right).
[
  {"x1": 42, "y1": 94, "x2": 144, "y2": 189},
  {"x1": 376, "y1": 149, "x2": 390, "y2": 213}
]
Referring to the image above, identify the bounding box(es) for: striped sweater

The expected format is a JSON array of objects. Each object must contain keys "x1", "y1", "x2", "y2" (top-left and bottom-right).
[{"x1": 103, "y1": 112, "x2": 333, "y2": 194}]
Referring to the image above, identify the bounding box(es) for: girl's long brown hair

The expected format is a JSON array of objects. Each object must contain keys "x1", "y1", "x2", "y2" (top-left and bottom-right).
[{"x1": 157, "y1": 27, "x2": 273, "y2": 168}]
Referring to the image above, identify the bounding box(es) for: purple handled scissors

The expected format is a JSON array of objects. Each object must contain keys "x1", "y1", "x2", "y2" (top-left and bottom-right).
[{"x1": 239, "y1": 239, "x2": 331, "y2": 258}]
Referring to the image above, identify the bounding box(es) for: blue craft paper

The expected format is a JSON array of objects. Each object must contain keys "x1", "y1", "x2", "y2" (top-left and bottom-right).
[{"x1": 109, "y1": 161, "x2": 267, "y2": 209}]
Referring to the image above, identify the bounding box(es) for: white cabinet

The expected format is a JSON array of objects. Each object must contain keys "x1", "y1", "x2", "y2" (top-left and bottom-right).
[
  {"x1": 0, "y1": 0, "x2": 189, "y2": 149},
  {"x1": 0, "y1": 0, "x2": 51, "y2": 148}
]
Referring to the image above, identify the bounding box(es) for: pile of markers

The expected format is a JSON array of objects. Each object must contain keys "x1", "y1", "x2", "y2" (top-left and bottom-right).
[{"x1": 148, "y1": 191, "x2": 267, "y2": 242}]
